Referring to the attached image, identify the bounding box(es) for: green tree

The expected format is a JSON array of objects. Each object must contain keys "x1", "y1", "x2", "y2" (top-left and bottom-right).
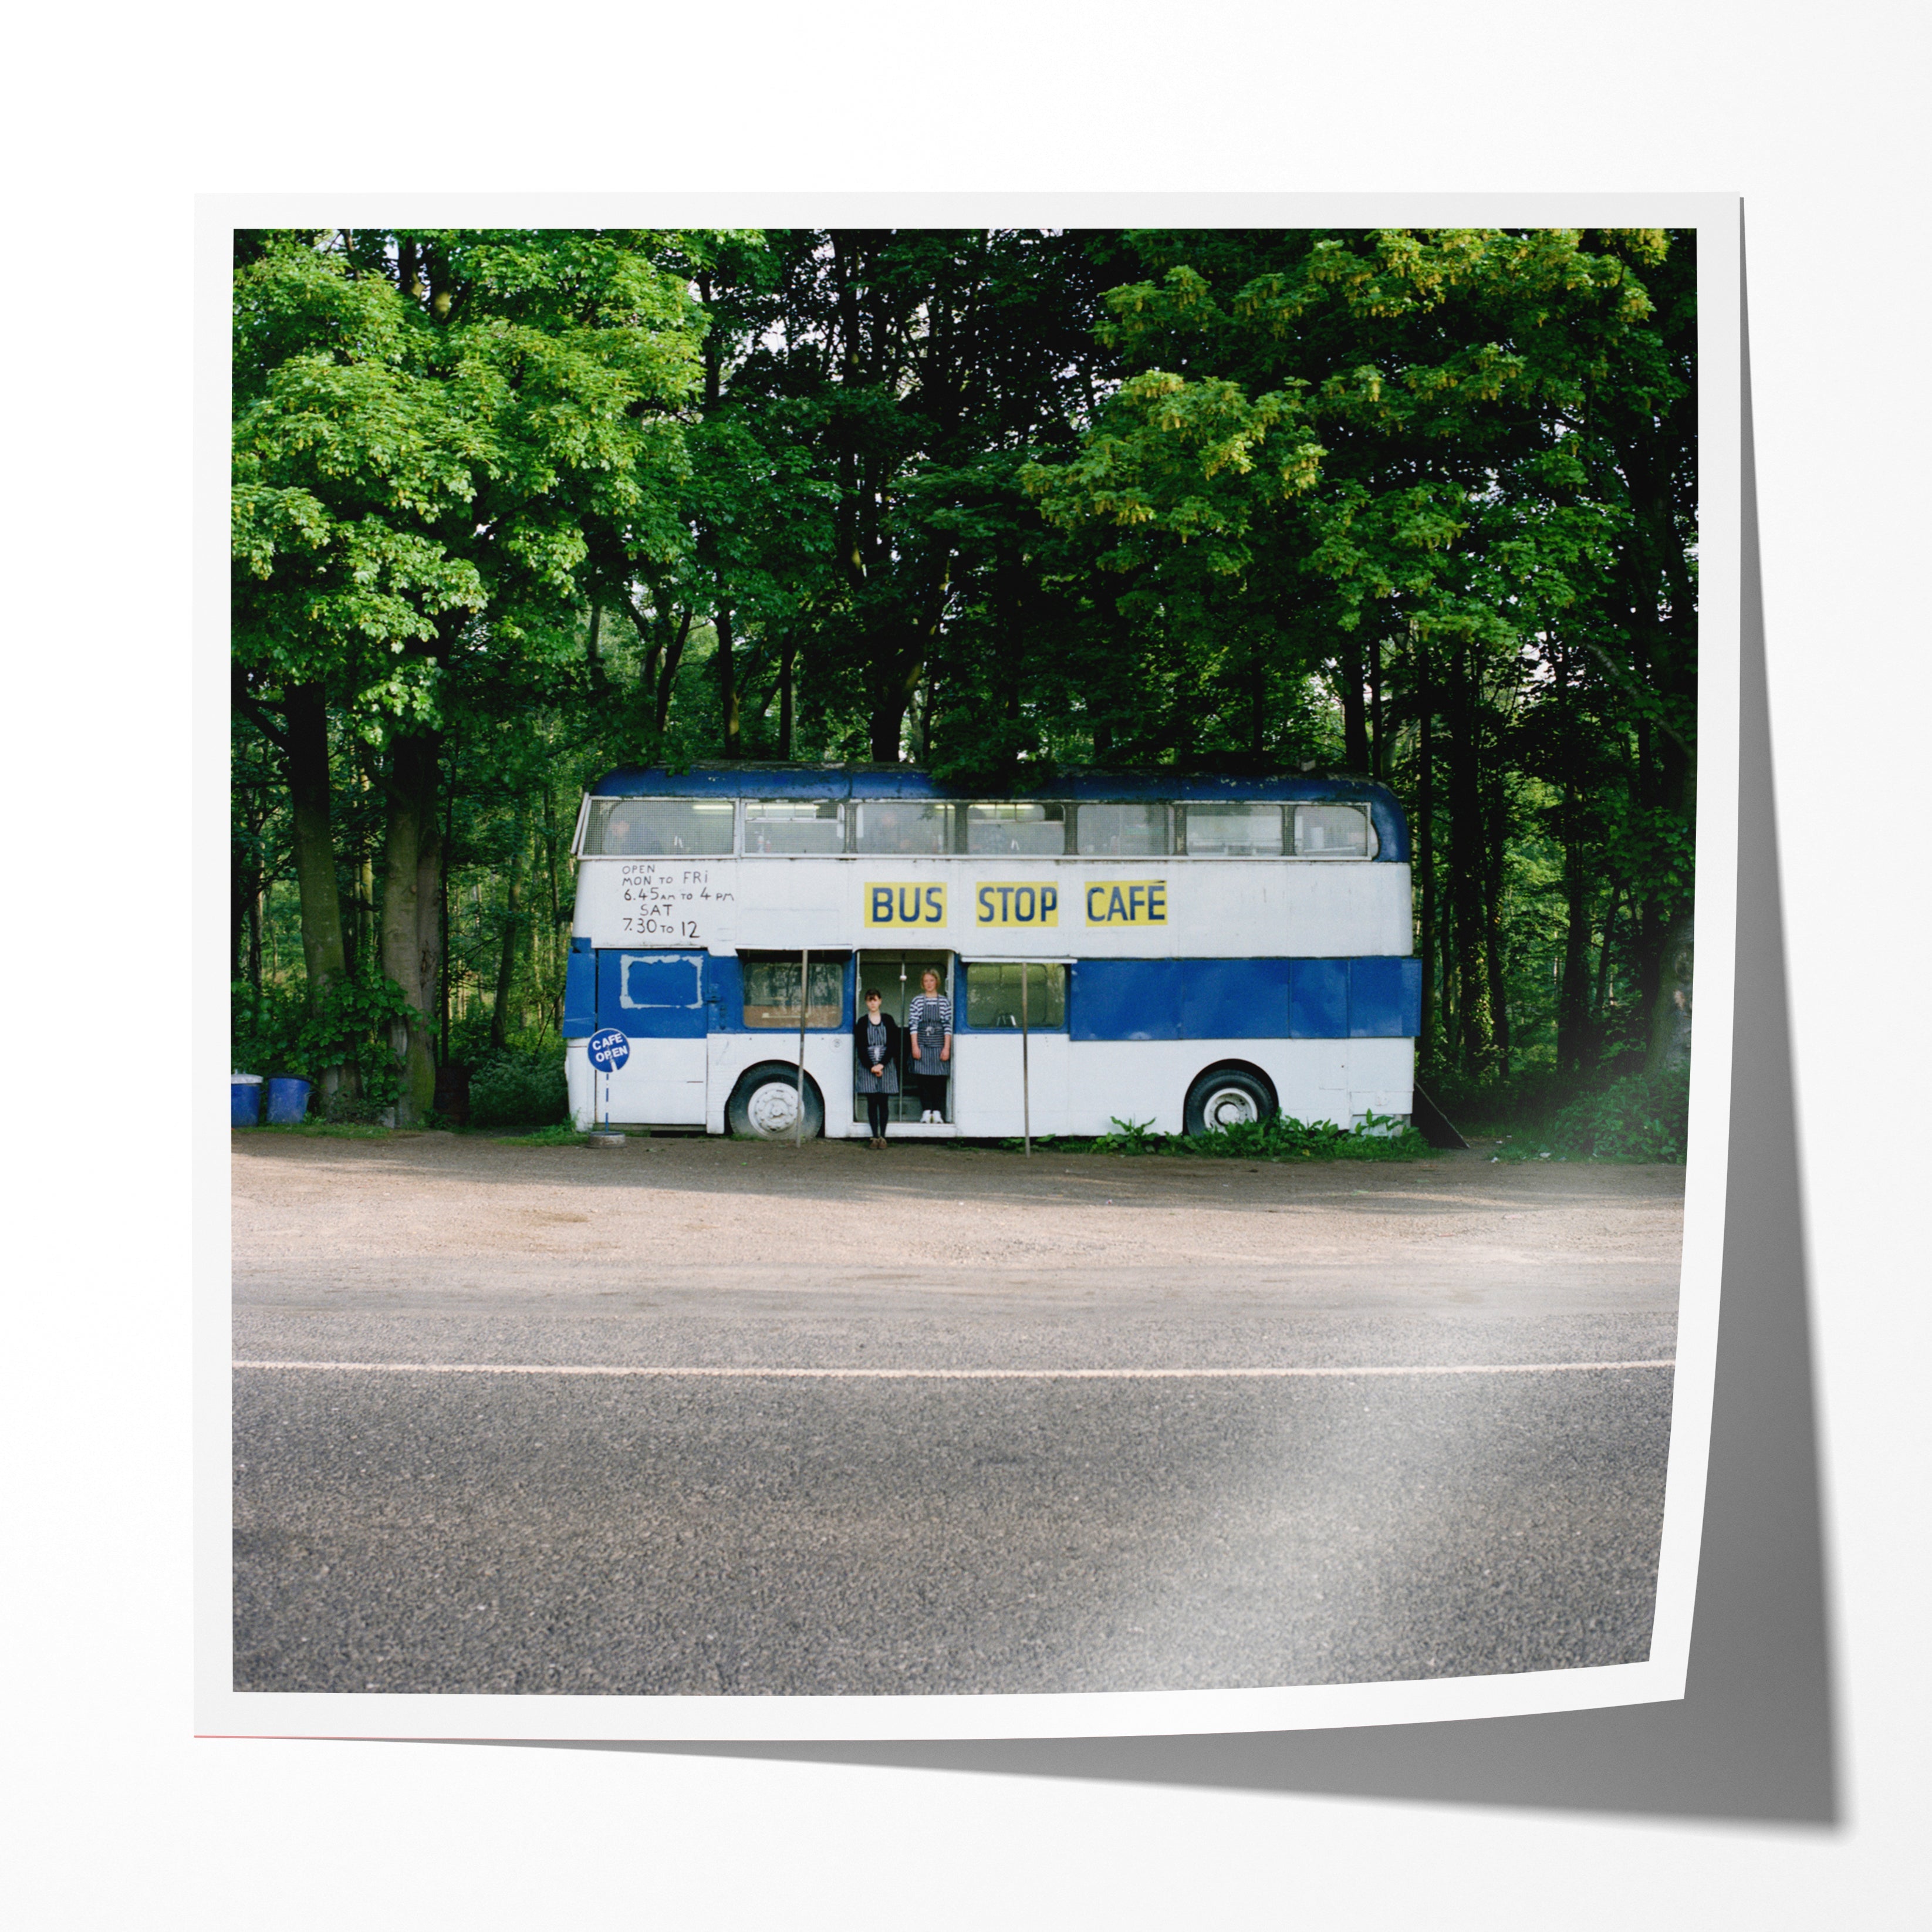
[{"x1": 232, "y1": 228, "x2": 715, "y2": 1116}]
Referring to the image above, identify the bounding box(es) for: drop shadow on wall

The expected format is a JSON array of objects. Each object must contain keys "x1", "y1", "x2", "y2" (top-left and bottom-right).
[{"x1": 472, "y1": 218, "x2": 1839, "y2": 1826}]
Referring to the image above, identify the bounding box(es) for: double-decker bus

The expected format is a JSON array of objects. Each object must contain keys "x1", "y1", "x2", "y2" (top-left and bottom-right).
[{"x1": 562, "y1": 766, "x2": 1421, "y2": 1141}]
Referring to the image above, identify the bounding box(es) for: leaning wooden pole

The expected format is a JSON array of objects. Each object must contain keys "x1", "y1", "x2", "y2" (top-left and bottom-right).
[
  {"x1": 1021, "y1": 962, "x2": 1031, "y2": 1157},
  {"x1": 796, "y1": 948, "x2": 810, "y2": 1147}
]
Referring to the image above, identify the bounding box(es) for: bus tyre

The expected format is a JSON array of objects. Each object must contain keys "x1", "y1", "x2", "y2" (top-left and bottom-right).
[
  {"x1": 726, "y1": 1064, "x2": 825, "y2": 1141},
  {"x1": 1184, "y1": 1066, "x2": 1275, "y2": 1137}
]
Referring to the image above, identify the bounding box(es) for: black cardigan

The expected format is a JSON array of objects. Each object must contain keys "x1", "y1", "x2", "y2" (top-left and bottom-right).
[{"x1": 852, "y1": 1011, "x2": 901, "y2": 1069}]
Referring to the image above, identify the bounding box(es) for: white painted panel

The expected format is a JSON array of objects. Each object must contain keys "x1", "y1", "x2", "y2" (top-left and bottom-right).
[
  {"x1": 576, "y1": 857, "x2": 740, "y2": 951},
  {"x1": 565, "y1": 1039, "x2": 593, "y2": 1131},
  {"x1": 575, "y1": 854, "x2": 1414, "y2": 961},
  {"x1": 595, "y1": 1038, "x2": 707, "y2": 1126},
  {"x1": 955, "y1": 1032, "x2": 1071, "y2": 1137}
]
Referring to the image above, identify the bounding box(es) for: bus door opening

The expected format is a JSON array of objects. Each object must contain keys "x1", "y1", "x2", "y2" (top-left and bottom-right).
[{"x1": 856, "y1": 950, "x2": 954, "y2": 1127}]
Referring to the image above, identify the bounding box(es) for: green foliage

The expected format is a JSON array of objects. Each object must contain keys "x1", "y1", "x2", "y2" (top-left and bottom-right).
[
  {"x1": 1090, "y1": 1116, "x2": 1165, "y2": 1154},
  {"x1": 467, "y1": 1047, "x2": 569, "y2": 1127},
  {"x1": 492, "y1": 1122, "x2": 590, "y2": 1147},
  {"x1": 230, "y1": 969, "x2": 416, "y2": 1110},
  {"x1": 231, "y1": 226, "x2": 1698, "y2": 1144},
  {"x1": 1524, "y1": 1066, "x2": 1691, "y2": 1163}
]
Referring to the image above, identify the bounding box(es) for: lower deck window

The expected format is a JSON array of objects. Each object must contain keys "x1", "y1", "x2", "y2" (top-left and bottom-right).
[
  {"x1": 965, "y1": 961, "x2": 1066, "y2": 1030},
  {"x1": 739, "y1": 952, "x2": 848, "y2": 1028}
]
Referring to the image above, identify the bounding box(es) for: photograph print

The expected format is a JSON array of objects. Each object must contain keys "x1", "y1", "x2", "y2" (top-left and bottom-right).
[{"x1": 215, "y1": 209, "x2": 1731, "y2": 1738}]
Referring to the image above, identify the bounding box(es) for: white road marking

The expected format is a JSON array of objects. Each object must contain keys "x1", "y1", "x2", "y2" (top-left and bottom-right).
[{"x1": 232, "y1": 1359, "x2": 1674, "y2": 1381}]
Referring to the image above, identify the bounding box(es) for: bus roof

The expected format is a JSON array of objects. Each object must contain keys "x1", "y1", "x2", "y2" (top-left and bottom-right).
[{"x1": 587, "y1": 765, "x2": 1411, "y2": 860}]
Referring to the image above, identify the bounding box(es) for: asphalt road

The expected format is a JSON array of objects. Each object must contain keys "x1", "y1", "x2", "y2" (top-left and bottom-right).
[{"x1": 231, "y1": 1133, "x2": 1681, "y2": 1696}]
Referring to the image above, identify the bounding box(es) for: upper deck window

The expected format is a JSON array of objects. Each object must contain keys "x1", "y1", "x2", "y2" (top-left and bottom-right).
[
  {"x1": 1293, "y1": 802, "x2": 1373, "y2": 858},
  {"x1": 854, "y1": 799, "x2": 951, "y2": 855},
  {"x1": 1184, "y1": 803, "x2": 1284, "y2": 857},
  {"x1": 585, "y1": 798, "x2": 735, "y2": 857},
  {"x1": 744, "y1": 800, "x2": 843, "y2": 855},
  {"x1": 966, "y1": 802, "x2": 1066, "y2": 856},
  {"x1": 1077, "y1": 802, "x2": 1169, "y2": 857}
]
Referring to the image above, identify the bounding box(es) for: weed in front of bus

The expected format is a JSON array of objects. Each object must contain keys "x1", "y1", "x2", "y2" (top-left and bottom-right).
[
  {"x1": 492, "y1": 1123, "x2": 593, "y2": 1147},
  {"x1": 1180, "y1": 1110, "x2": 1433, "y2": 1163},
  {"x1": 987, "y1": 1111, "x2": 1434, "y2": 1161}
]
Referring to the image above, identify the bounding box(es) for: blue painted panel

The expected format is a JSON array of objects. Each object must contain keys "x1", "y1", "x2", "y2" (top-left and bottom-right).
[
  {"x1": 1180, "y1": 958, "x2": 1289, "y2": 1039},
  {"x1": 1068, "y1": 958, "x2": 1182, "y2": 1041},
  {"x1": 705, "y1": 953, "x2": 744, "y2": 1031},
  {"x1": 597, "y1": 950, "x2": 708, "y2": 1039},
  {"x1": 1349, "y1": 956, "x2": 1423, "y2": 1037},
  {"x1": 1289, "y1": 959, "x2": 1350, "y2": 1039},
  {"x1": 563, "y1": 941, "x2": 596, "y2": 1039}
]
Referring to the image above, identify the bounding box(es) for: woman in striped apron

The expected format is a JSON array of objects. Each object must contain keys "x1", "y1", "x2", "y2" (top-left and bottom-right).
[{"x1": 907, "y1": 968, "x2": 953, "y2": 1124}]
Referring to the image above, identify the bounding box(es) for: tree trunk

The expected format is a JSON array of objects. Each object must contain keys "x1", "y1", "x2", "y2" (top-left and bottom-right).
[
  {"x1": 440, "y1": 775, "x2": 457, "y2": 1066},
  {"x1": 1593, "y1": 884, "x2": 1620, "y2": 1056},
  {"x1": 247, "y1": 886, "x2": 264, "y2": 1009},
  {"x1": 1482, "y1": 761, "x2": 1511, "y2": 1073},
  {"x1": 284, "y1": 681, "x2": 349, "y2": 1011},
  {"x1": 655, "y1": 609, "x2": 693, "y2": 738},
  {"x1": 585, "y1": 600, "x2": 606, "y2": 696},
  {"x1": 380, "y1": 729, "x2": 442, "y2": 1123},
  {"x1": 1415, "y1": 637, "x2": 1437, "y2": 1065},
  {"x1": 1369, "y1": 635, "x2": 1384, "y2": 782},
  {"x1": 489, "y1": 809, "x2": 526, "y2": 1052},
  {"x1": 1557, "y1": 828, "x2": 1593, "y2": 1075},
  {"x1": 778, "y1": 631, "x2": 796, "y2": 760},
  {"x1": 1339, "y1": 636, "x2": 1369, "y2": 776},
  {"x1": 715, "y1": 597, "x2": 741, "y2": 756},
  {"x1": 1445, "y1": 644, "x2": 1497, "y2": 1078},
  {"x1": 1646, "y1": 908, "x2": 1694, "y2": 1076},
  {"x1": 1249, "y1": 628, "x2": 1266, "y2": 762}
]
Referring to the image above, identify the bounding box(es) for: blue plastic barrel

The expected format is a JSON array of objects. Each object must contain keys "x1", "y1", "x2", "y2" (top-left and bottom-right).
[
  {"x1": 231, "y1": 1075, "x2": 262, "y2": 1127},
  {"x1": 265, "y1": 1076, "x2": 312, "y2": 1126}
]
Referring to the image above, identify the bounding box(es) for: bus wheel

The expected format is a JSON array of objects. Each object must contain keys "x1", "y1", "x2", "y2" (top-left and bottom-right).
[
  {"x1": 726, "y1": 1063, "x2": 825, "y2": 1140},
  {"x1": 1183, "y1": 1066, "x2": 1275, "y2": 1137}
]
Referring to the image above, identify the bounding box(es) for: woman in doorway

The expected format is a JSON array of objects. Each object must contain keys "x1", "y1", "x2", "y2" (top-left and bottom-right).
[
  {"x1": 852, "y1": 988, "x2": 900, "y2": 1149},
  {"x1": 907, "y1": 967, "x2": 952, "y2": 1124}
]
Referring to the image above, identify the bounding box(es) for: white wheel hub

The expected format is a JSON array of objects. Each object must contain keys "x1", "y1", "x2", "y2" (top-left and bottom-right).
[
  {"x1": 1202, "y1": 1086, "x2": 1259, "y2": 1130},
  {"x1": 745, "y1": 1080, "x2": 802, "y2": 1136}
]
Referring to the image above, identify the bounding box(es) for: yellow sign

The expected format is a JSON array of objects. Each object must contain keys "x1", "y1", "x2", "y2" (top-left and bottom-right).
[
  {"x1": 974, "y1": 882, "x2": 1059, "y2": 926},
  {"x1": 1084, "y1": 879, "x2": 1167, "y2": 925},
  {"x1": 864, "y1": 882, "x2": 948, "y2": 927}
]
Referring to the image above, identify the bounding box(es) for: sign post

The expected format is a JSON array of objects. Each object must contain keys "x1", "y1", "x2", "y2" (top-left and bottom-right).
[{"x1": 586, "y1": 1027, "x2": 630, "y2": 1138}]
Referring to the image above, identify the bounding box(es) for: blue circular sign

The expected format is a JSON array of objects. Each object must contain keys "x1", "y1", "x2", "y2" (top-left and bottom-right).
[{"x1": 587, "y1": 1027, "x2": 631, "y2": 1072}]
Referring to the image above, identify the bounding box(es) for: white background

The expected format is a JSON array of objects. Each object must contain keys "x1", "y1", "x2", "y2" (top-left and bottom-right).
[{"x1": 6, "y1": 3, "x2": 1926, "y2": 1923}]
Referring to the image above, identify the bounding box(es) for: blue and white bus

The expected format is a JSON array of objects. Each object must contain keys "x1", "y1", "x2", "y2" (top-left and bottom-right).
[{"x1": 562, "y1": 766, "x2": 1421, "y2": 1142}]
